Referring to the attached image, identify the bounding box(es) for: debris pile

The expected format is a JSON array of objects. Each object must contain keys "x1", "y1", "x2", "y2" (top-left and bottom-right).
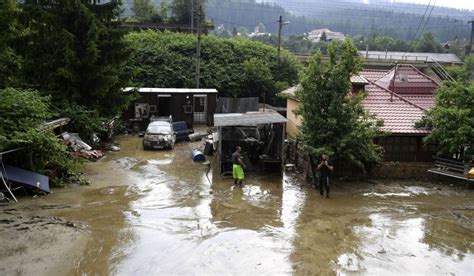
[{"x1": 61, "y1": 132, "x2": 103, "y2": 160}]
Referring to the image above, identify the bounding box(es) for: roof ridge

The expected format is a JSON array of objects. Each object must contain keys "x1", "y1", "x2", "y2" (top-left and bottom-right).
[
  {"x1": 367, "y1": 80, "x2": 428, "y2": 112},
  {"x1": 361, "y1": 69, "x2": 390, "y2": 72}
]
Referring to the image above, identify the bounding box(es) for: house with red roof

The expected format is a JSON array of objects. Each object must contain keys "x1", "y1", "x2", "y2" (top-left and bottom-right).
[{"x1": 281, "y1": 64, "x2": 439, "y2": 162}]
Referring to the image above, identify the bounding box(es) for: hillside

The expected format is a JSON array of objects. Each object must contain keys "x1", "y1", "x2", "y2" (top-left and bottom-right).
[
  {"x1": 120, "y1": 0, "x2": 472, "y2": 42},
  {"x1": 208, "y1": 0, "x2": 472, "y2": 41}
]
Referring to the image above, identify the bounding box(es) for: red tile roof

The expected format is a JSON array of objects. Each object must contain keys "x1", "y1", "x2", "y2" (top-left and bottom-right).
[
  {"x1": 402, "y1": 95, "x2": 435, "y2": 110},
  {"x1": 363, "y1": 82, "x2": 430, "y2": 135},
  {"x1": 359, "y1": 69, "x2": 389, "y2": 82},
  {"x1": 358, "y1": 65, "x2": 439, "y2": 135},
  {"x1": 374, "y1": 64, "x2": 439, "y2": 94}
]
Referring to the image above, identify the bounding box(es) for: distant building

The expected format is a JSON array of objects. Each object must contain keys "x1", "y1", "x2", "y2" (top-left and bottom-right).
[
  {"x1": 248, "y1": 22, "x2": 271, "y2": 38},
  {"x1": 281, "y1": 64, "x2": 440, "y2": 162},
  {"x1": 307, "y1": 28, "x2": 345, "y2": 42}
]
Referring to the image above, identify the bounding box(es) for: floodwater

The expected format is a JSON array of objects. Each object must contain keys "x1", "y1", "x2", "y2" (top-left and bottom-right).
[{"x1": 53, "y1": 136, "x2": 473, "y2": 274}]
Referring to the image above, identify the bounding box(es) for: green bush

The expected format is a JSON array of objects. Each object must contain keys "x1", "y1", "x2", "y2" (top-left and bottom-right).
[
  {"x1": 125, "y1": 31, "x2": 300, "y2": 104},
  {"x1": 0, "y1": 88, "x2": 80, "y2": 183}
]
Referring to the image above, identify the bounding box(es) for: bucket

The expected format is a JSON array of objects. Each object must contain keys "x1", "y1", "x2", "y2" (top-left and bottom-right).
[{"x1": 191, "y1": 149, "x2": 205, "y2": 162}]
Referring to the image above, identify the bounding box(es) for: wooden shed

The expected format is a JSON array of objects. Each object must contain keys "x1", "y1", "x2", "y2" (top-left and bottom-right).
[{"x1": 123, "y1": 88, "x2": 218, "y2": 130}]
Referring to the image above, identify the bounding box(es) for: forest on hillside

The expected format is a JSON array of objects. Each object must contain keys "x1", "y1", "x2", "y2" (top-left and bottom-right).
[{"x1": 206, "y1": 0, "x2": 471, "y2": 41}]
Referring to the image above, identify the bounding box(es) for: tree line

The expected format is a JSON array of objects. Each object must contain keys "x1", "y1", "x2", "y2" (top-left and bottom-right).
[
  {"x1": 206, "y1": 0, "x2": 471, "y2": 43},
  {"x1": 244, "y1": 32, "x2": 450, "y2": 55}
]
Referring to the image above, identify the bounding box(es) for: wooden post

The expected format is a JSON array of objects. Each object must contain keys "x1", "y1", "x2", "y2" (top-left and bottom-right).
[
  {"x1": 309, "y1": 155, "x2": 317, "y2": 187},
  {"x1": 294, "y1": 140, "x2": 299, "y2": 165}
]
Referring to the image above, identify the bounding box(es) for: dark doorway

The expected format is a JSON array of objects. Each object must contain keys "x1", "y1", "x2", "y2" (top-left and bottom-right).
[{"x1": 158, "y1": 95, "x2": 171, "y2": 116}]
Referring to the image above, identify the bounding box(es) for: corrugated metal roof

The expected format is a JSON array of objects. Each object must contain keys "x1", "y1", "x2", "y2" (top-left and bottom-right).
[
  {"x1": 123, "y1": 87, "x2": 218, "y2": 93},
  {"x1": 358, "y1": 51, "x2": 462, "y2": 64},
  {"x1": 214, "y1": 112, "x2": 287, "y2": 127}
]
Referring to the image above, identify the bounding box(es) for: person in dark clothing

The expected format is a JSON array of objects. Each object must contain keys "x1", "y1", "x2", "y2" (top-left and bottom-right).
[
  {"x1": 232, "y1": 146, "x2": 246, "y2": 187},
  {"x1": 317, "y1": 154, "x2": 333, "y2": 198}
]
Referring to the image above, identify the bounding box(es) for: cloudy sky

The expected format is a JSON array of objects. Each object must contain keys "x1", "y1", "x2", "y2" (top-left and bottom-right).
[{"x1": 392, "y1": 0, "x2": 473, "y2": 10}]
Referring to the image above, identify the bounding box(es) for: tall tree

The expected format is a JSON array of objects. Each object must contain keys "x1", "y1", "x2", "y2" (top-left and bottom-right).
[
  {"x1": 18, "y1": 0, "x2": 133, "y2": 116},
  {"x1": 242, "y1": 58, "x2": 274, "y2": 101},
  {"x1": 158, "y1": 0, "x2": 169, "y2": 21},
  {"x1": 413, "y1": 32, "x2": 444, "y2": 53},
  {"x1": 0, "y1": 0, "x2": 22, "y2": 87},
  {"x1": 170, "y1": 0, "x2": 206, "y2": 25},
  {"x1": 132, "y1": 0, "x2": 156, "y2": 22},
  {"x1": 297, "y1": 39, "x2": 384, "y2": 171},
  {"x1": 417, "y1": 81, "x2": 474, "y2": 161},
  {"x1": 446, "y1": 55, "x2": 474, "y2": 83}
]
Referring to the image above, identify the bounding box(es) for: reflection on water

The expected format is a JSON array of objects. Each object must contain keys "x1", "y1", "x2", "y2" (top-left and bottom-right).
[
  {"x1": 337, "y1": 214, "x2": 474, "y2": 275},
  {"x1": 77, "y1": 136, "x2": 473, "y2": 275}
]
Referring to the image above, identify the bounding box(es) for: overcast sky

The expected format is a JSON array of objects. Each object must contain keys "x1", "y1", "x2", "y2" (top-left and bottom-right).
[{"x1": 392, "y1": 0, "x2": 473, "y2": 10}]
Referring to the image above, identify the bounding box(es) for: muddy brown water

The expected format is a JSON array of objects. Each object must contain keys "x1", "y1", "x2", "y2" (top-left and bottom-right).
[{"x1": 3, "y1": 135, "x2": 474, "y2": 275}]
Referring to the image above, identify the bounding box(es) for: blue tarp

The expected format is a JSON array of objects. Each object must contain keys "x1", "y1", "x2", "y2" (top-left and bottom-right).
[{"x1": 0, "y1": 165, "x2": 50, "y2": 193}]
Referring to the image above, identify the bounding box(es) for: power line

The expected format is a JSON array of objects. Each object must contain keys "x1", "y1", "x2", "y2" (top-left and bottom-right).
[
  {"x1": 419, "y1": 0, "x2": 437, "y2": 38},
  {"x1": 405, "y1": 0, "x2": 434, "y2": 53}
]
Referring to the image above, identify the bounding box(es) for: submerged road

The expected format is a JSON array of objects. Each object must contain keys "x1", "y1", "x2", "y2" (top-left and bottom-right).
[{"x1": 4, "y1": 135, "x2": 471, "y2": 275}]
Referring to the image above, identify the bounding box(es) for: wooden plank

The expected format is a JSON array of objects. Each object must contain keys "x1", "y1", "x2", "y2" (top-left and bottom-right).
[{"x1": 428, "y1": 168, "x2": 474, "y2": 182}]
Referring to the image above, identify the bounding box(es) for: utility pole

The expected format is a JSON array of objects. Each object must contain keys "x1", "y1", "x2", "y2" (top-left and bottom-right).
[
  {"x1": 190, "y1": 0, "x2": 194, "y2": 35},
  {"x1": 468, "y1": 20, "x2": 474, "y2": 55},
  {"x1": 195, "y1": 0, "x2": 202, "y2": 88},
  {"x1": 277, "y1": 15, "x2": 290, "y2": 69}
]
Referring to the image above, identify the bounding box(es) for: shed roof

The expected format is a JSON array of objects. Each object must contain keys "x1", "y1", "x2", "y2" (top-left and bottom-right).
[
  {"x1": 214, "y1": 112, "x2": 287, "y2": 127},
  {"x1": 123, "y1": 87, "x2": 218, "y2": 94}
]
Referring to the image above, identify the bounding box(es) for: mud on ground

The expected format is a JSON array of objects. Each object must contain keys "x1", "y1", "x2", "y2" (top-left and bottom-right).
[
  {"x1": 1, "y1": 134, "x2": 473, "y2": 275},
  {"x1": 0, "y1": 207, "x2": 86, "y2": 276}
]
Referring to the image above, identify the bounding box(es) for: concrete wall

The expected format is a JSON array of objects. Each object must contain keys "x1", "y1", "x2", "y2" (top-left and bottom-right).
[{"x1": 286, "y1": 98, "x2": 302, "y2": 138}]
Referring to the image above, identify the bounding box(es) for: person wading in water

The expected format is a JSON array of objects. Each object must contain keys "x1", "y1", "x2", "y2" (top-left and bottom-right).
[
  {"x1": 232, "y1": 146, "x2": 246, "y2": 187},
  {"x1": 317, "y1": 154, "x2": 333, "y2": 198}
]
